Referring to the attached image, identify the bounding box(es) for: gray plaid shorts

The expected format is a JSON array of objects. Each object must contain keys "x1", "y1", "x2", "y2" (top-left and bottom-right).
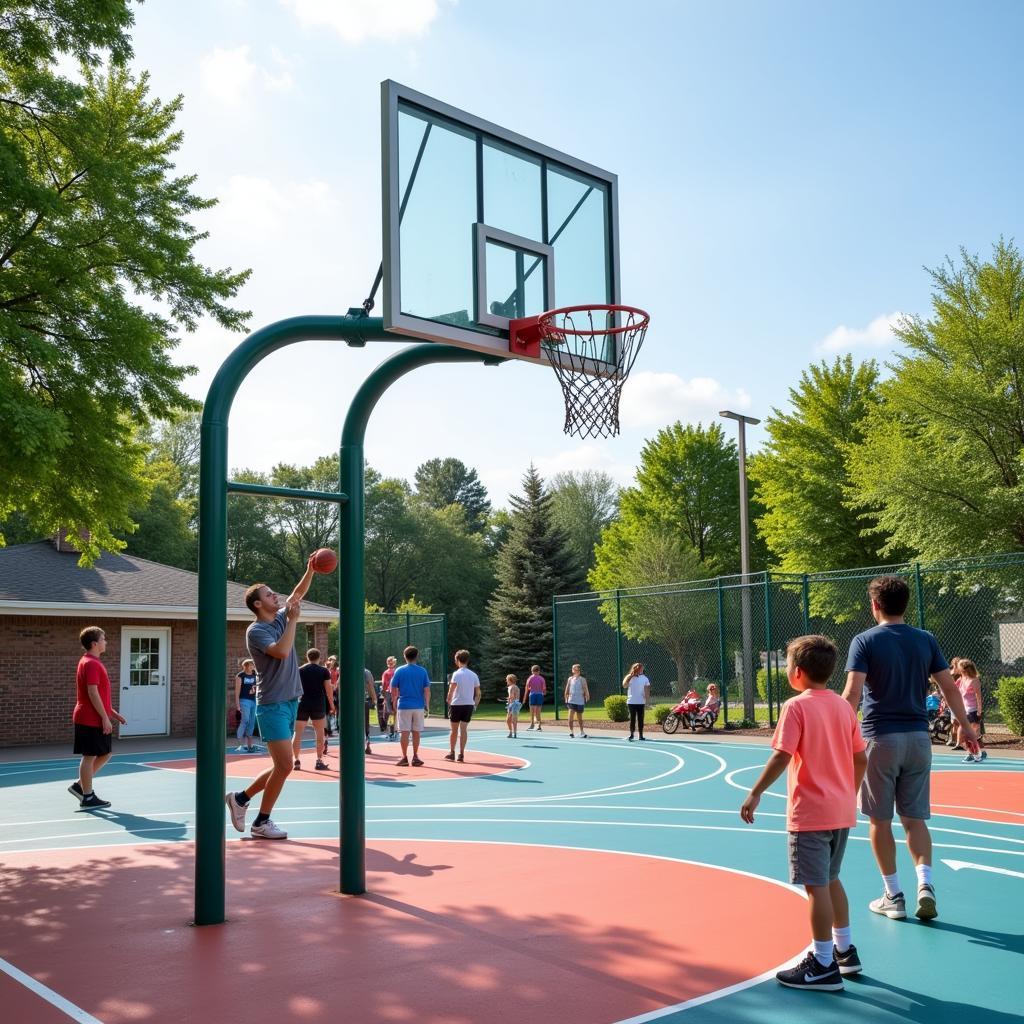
[{"x1": 788, "y1": 828, "x2": 850, "y2": 887}]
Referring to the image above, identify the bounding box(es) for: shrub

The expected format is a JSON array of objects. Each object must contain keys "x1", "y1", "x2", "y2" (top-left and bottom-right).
[
  {"x1": 756, "y1": 668, "x2": 768, "y2": 702},
  {"x1": 725, "y1": 718, "x2": 757, "y2": 730},
  {"x1": 652, "y1": 703, "x2": 675, "y2": 724},
  {"x1": 996, "y1": 676, "x2": 1024, "y2": 736},
  {"x1": 604, "y1": 695, "x2": 628, "y2": 722}
]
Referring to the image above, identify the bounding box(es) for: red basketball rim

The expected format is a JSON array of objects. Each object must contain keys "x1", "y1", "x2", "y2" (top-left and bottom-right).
[{"x1": 538, "y1": 303, "x2": 650, "y2": 337}]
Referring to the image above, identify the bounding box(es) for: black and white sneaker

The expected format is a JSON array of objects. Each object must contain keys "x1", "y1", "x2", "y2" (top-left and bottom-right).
[
  {"x1": 79, "y1": 792, "x2": 111, "y2": 809},
  {"x1": 68, "y1": 781, "x2": 84, "y2": 801},
  {"x1": 775, "y1": 952, "x2": 843, "y2": 992},
  {"x1": 833, "y1": 944, "x2": 862, "y2": 976}
]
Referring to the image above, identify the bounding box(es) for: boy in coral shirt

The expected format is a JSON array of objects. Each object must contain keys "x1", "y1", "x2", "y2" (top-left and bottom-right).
[{"x1": 741, "y1": 635, "x2": 867, "y2": 992}]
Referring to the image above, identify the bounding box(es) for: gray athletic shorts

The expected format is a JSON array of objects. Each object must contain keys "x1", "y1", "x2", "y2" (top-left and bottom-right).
[
  {"x1": 860, "y1": 731, "x2": 932, "y2": 821},
  {"x1": 788, "y1": 828, "x2": 849, "y2": 887}
]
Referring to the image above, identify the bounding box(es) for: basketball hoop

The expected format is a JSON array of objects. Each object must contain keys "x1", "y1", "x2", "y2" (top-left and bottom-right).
[{"x1": 509, "y1": 304, "x2": 649, "y2": 439}]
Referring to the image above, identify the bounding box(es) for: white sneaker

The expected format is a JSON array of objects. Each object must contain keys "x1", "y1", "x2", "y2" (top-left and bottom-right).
[
  {"x1": 225, "y1": 792, "x2": 247, "y2": 833},
  {"x1": 235, "y1": 745, "x2": 249, "y2": 753},
  {"x1": 250, "y1": 819, "x2": 287, "y2": 840}
]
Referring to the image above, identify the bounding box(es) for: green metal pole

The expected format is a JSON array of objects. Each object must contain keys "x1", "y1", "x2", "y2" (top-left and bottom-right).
[
  {"x1": 338, "y1": 344, "x2": 501, "y2": 895},
  {"x1": 914, "y1": 563, "x2": 926, "y2": 629},
  {"x1": 195, "y1": 314, "x2": 385, "y2": 927},
  {"x1": 802, "y1": 573, "x2": 811, "y2": 633},
  {"x1": 764, "y1": 572, "x2": 774, "y2": 727},
  {"x1": 552, "y1": 598, "x2": 560, "y2": 722},
  {"x1": 615, "y1": 589, "x2": 624, "y2": 691},
  {"x1": 441, "y1": 614, "x2": 448, "y2": 716},
  {"x1": 405, "y1": 611, "x2": 411, "y2": 647},
  {"x1": 717, "y1": 577, "x2": 728, "y2": 727}
]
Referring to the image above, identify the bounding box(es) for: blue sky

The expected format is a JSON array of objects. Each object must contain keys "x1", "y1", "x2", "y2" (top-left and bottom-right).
[{"x1": 125, "y1": 0, "x2": 1024, "y2": 505}]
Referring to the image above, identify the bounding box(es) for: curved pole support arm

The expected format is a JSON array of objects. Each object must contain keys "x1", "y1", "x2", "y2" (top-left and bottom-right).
[{"x1": 338, "y1": 344, "x2": 504, "y2": 894}]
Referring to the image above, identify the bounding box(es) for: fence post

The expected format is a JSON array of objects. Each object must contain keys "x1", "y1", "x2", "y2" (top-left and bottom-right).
[
  {"x1": 405, "y1": 611, "x2": 411, "y2": 646},
  {"x1": 764, "y1": 572, "x2": 774, "y2": 727},
  {"x1": 615, "y1": 589, "x2": 624, "y2": 690},
  {"x1": 441, "y1": 614, "x2": 448, "y2": 698},
  {"x1": 717, "y1": 576, "x2": 728, "y2": 727},
  {"x1": 551, "y1": 598, "x2": 559, "y2": 722},
  {"x1": 802, "y1": 574, "x2": 811, "y2": 632},
  {"x1": 914, "y1": 563, "x2": 926, "y2": 630}
]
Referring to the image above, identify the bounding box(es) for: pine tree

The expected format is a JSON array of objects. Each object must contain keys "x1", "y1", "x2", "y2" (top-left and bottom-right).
[{"x1": 484, "y1": 465, "x2": 583, "y2": 696}]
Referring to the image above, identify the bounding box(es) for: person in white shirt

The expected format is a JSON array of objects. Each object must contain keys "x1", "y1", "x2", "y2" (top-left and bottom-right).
[
  {"x1": 622, "y1": 662, "x2": 651, "y2": 741},
  {"x1": 563, "y1": 664, "x2": 590, "y2": 739},
  {"x1": 445, "y1": 649, "x2": 481, "y2": 763}
]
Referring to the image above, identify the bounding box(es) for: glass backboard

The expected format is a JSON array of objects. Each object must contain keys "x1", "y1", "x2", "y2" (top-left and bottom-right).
[{"x1": 381, "y1": 80, "x2": 620, "y2": 368}]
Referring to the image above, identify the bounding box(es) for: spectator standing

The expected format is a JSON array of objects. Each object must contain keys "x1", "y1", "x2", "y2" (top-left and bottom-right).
[
  {"x1": 69, "y1": 626, "x2": 127, "y2": 809},
  {"x1": 445, "y1": 650, "x2": 481, "y2": 762},
  {"x1": 525, "y1": 665, "x2": 546, "y2": 731},
  {"x1": 390, "y1": 646, "x2": 431, "y2": 767},
  {"x1": 563, "y1": 664, "x2": 590, "y2": 739},
  {"x1": 623, "y1": 662, "x2": 650, "y2": 741},
  {"x1": 234, "y1": 658, "x2": 261, "y2": 752}
]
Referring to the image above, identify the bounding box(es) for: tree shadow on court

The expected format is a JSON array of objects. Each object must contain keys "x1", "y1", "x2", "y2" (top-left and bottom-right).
[
  {"x1": 849, "y1": 975, "x2": 1022, "y2": 1023},
  {"x1": 0, "y1": 839, "x2": 805, "y2": 1024},
  {"x1": 476, "y1": 774, "x2": 542, "y2": 784}
]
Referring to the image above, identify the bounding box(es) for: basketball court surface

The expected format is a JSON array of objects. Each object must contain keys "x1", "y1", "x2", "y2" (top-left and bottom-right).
[{"x1": 2, "y1": 726, "x2": 1021, "y2": 1023}]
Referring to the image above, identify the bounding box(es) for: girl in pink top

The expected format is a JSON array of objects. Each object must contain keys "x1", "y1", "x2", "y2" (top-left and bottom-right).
[
  {"x1": 955, "y1": 660, "x2": 986, "y2": 763},
  {"x1": 525, "y1": 666, "x2": 546, "y2": 731}
]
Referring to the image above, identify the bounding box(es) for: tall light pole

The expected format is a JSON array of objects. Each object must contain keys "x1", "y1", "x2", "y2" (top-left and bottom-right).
[{"x1": 720, "y1": 410, "x2": 760, "y2": 720}]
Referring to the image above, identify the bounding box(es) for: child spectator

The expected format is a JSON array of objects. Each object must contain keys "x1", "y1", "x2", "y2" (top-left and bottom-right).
[
  {"x1": 741, "y1": 635, "x2": 867, "y2": 992},
  {"x1": 70, "y1": 626, "x2": 127, "y2": 809},
  {"x1": 381, "y1": 655, "x2": 398, "y2": 739},
  {"x1": 956, "y1": 660, "x2": 987, "y2": 763},
  {"x1": 506, "y1": 675, "x2": 522, "y2": 738},
  {"x1": 234, "y1": 658, "x2": 261, "y2": 752}
]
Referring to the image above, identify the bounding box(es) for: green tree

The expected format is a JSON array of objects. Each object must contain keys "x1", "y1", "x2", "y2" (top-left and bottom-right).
[
  {"x1": 590, "y1": 519, "x2": 715, "y2": 688},
  {"x1": 849, "y1": 240, "x2": 1024, "y2": 559},
  {"x1": 364, "y1": 469, "x2": 419, "y2": 610},
  {"x1": 750, "y1": 356, "x2": 889, "y2": 573},
  {"x1": 413, "y1": 457, "x2": 491, "y2": 532},
  {"x1": 1, "y1": 7, "x2": 249, "y2": 558},
  {"x1": 621, "y1": 422, "x2": 742, "y2": 572},
  {"x1": 484, "y1": 465, "x2": 583, "y2": 694},
  {"x1": 548, "y1": 470, "x2": 620, "y2": 576}
]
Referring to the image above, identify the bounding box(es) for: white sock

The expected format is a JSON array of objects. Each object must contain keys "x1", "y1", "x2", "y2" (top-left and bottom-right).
[
  {"x1": 812, "y1": 939, "x2": 834, "y2": 967},
  {"x1": 882, "y1": 872, "x2": 902, "y2": 898},
  {"x1": 832, "y1": 926, "x2": 852, "y2": 953},
  {"x1": 915, "y1": 863, "x2": 932, "y2": 888}
]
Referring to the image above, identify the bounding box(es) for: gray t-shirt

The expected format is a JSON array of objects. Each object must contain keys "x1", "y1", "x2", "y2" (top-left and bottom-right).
[{"x1": 246, "y1": 610, "x2": 302, "y2": 705}]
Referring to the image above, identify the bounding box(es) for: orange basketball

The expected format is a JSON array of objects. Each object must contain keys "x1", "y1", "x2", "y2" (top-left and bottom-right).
[{"x1": 311, "y1": 548, "x2": 338, "y2": 573}]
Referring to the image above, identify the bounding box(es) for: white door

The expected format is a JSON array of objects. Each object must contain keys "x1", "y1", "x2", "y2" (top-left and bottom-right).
[{"x1": 119, "y1": 628, "x2": 171, "y2": 736}]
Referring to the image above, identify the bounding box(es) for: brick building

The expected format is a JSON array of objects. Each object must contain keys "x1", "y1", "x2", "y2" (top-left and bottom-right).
[{"x1": 0, "y1": 537, "x2": 337, "y2": 747}]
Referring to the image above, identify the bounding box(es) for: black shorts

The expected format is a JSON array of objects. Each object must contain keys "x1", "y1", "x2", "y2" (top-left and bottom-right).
[
  {"x1": 73, "y1": 723, "x2": 112, "y2": 756},
  {"x1": 448, "y1": 704, "x2": 474, "y2": 723},
  {"x1": 296, "y1": 700, "x2": 326, "y2": 721}
]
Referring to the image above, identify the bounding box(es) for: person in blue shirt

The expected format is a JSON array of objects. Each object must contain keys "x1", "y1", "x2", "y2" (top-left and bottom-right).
[
  {"x1": 842, "y1": 575, "x2": 978, "y2": 923},
  {"x1": 389, "y1": 645, "x2": 432, "y2": 768}
]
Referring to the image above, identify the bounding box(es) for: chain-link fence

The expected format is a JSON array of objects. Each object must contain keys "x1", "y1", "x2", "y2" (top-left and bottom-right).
[
  {"x1": 364, "y1": 612, "x2": 448, "y2": 714},
  {"x1": 553, "y1": 553, "x2": 1024, "y2": 727}
]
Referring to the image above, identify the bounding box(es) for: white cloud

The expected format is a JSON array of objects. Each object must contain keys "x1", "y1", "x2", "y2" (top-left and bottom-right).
[
  {"x1": 280, "y1": 0, "x2": 447, "y2": 43},
  {"x1": 199, "y1": 45, "x2": 294, "y2": 106},
  {"x1": 817, "y1": 312, "x2": 904, "y2": 353},
  {"x1": 618, "y1": 371, "x2": 752, "y2": 430},
  {"x1": 209, "y1": 175, "x2": 341, "y2": 241}
]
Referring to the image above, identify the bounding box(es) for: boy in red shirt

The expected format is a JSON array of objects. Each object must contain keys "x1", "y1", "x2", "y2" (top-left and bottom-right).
[
  {"x1": 741, "y1": 635, "x2": 867, "y2": 992},
  {"x1": 70, "y1": 626, "x2": 127, "y2": 809}
]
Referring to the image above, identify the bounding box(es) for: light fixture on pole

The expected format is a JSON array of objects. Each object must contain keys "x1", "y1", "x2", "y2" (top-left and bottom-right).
[{"x1": 720, "y1": 410, "x2": 761, "y2": 721}]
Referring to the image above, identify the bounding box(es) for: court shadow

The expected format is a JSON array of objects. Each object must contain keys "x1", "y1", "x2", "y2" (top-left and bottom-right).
[
  {"x1": 923, "y1": 919, "x2": 1024, "y2": 955},
  {"x1": 850, "y1": 975, "x2": 1022, "y2": 1023},
  {"x1": 478, "y1": 774, "x2": 541, "y2": 784},
  {"x1": 520, "y1": 744, "x2": 558, "y2": 749},
  {"x1": 367, "y1": 778, "x2": 413, "y2": 789},
  {"x1": 87, "y1": 808, "x2": 189, "y2": 842}
]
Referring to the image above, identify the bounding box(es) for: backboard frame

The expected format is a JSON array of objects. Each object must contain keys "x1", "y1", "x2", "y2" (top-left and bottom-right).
[{"x1": 381, "y1": 79, "x2": 621, "y2": 366}]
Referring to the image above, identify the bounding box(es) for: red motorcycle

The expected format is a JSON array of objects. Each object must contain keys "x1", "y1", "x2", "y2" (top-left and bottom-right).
[{"x1": 663, "y1": 690, "x2": 702, "y2": 733}]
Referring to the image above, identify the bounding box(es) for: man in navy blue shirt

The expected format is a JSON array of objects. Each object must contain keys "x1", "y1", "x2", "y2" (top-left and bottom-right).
[
  {"x1": 389, "y1": 645, "x2": 432, "y2": 768},
  {"x1": 843, "y1": 576, "x2": 978, "y2": 923}
]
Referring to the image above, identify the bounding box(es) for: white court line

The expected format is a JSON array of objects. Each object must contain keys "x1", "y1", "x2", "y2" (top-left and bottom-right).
[
  {"x1": 0, "y1": 956, "x2": 103, "y2": 1023},
  {"x1": 933, "y1": 802, "x2": 1024, "y2": 818},
  {"x1": 463, "y1": 744, "x2": 687, "y2": 806}
]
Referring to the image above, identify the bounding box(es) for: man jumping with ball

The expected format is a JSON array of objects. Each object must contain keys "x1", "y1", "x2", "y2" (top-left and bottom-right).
[{"x1": 225, "y1": 555, "x2": 318, "y2": 840}]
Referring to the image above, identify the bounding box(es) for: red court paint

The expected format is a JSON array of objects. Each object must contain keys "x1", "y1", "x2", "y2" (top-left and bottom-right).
[
  {"x1": 0, "y1": 841, "x2": 807, "y2": 1024},
  {"x1": 148, "y1": 745, "x2": 527, "y2": 783},
  {"x1": 931, "y1": 769, "x2": 1024, "y2": 825}
]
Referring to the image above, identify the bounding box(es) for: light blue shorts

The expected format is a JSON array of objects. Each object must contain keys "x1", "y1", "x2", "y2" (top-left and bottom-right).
[
  {"x1": 507, "y1": 700, "x2": 522, "y2": 716},
  {"x1": 255, "y1": 699, "x2": 299, "y2": 742}
]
